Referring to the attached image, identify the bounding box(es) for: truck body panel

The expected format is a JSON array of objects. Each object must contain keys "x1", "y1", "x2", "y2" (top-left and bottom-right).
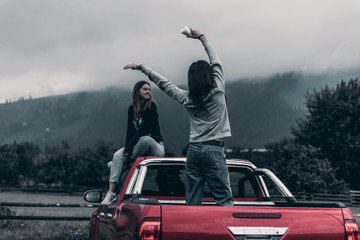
[
  {"x1": 161, "y1": 205, "x2": 345, "y2": 239},
  {"x1": 84, "y1": 157, "x2": 359, "y2": 240}
]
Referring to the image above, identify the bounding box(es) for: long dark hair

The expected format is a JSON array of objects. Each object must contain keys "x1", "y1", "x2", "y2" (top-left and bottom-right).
[
  {"x1": 132, "y1": 81, "x2": 152, "y2": 118},
  {"x1": 187, "y1": 60, "x2": 215, "y2": 108}
]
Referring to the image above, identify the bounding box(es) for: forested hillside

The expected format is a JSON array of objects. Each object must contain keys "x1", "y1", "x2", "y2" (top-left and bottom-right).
[{"x1": 0, "y1": 72, "x2": 306, "y2": 155}]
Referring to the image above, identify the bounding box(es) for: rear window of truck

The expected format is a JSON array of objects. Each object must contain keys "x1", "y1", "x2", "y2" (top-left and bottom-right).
[{"x1": 141, "y1": 165, "x2": 259, "y2": 199}]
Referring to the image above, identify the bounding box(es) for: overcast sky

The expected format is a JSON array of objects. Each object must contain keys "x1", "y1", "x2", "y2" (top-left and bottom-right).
[{"x1": 1, "y1": 0, "x2": 360, "y2": 103}]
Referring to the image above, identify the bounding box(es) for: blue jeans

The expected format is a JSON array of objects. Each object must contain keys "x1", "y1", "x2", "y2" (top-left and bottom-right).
[
  {"x1": 185, "y1": 144, "x2": 233, "y2": 206},
  {"x1": 109, "y1": 136, "x2": 165, "y2": 183}
]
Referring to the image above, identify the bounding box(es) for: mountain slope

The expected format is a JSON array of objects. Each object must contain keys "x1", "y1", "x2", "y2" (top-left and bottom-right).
[{"x1": 0, "y1": 74, "x2": 309, "y2": 155}]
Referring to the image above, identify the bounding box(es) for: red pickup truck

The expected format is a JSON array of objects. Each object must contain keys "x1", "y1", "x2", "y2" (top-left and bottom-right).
[{"x1": 84, "y1": 157, "x2": 359, "y2": 240}]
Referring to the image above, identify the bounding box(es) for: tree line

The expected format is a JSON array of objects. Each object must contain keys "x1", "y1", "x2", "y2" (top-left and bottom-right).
[
  {"x1": 265, "y1": 78, "x2": 360, "y2": 193},
  {"x1": 0, "y1": 141, "x2": 112, "y2": 188},
  {"x1": 1, "y1": 78, "x2": 359, "y2": 193}
]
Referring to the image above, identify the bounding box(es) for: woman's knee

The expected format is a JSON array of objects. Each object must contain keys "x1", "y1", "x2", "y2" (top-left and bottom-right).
[{"x1": 137, "y1": 136, "x2": 153, "y2": 145}]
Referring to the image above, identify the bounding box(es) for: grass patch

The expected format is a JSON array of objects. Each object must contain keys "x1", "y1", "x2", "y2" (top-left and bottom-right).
[{"x1": 1, "y1": 220, "x2": 89, "y2": 240}]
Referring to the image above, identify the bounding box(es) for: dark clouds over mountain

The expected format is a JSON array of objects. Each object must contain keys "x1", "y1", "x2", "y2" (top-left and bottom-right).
[{"x1": 1, "y1": 0, "x2": 360, "y2": 103}]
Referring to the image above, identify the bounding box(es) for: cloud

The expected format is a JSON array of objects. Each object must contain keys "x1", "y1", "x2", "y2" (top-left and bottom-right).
[
  {"x1": 0, "y1": 71, "x2": 89, "y2": 103},
  {"x1": 1, "y1": 0, "x2": 360, "y2": 103}
]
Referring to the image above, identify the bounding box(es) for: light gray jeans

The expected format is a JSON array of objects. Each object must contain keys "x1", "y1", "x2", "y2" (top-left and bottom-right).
[{"x1": 109, "y1": 136, "x2": 165, "y2": 183}]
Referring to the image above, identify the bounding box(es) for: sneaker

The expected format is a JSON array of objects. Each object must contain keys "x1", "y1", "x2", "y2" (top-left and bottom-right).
[
  {"x1": 107, "y1": 161, "x2": 112, "y2": 168},
  {"x1": 101, "y1": 191, "x2": 117, "y2": 205}
]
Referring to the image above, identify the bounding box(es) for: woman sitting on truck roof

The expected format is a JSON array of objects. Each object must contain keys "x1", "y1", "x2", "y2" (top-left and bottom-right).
[{"x1": 101, "y1": 80, "x2": 165, "y2": 205}]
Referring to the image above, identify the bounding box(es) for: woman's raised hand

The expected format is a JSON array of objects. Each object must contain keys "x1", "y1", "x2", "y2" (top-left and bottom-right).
[
  {"x1": 124, "y1": 63, "x2": 143, "y2": 70},
  {"x1": 187, "y1": 28, "x2": 206, "y2": 42},
  {"x1": 189, "y1": 28, "x2": 202, "y2": 38}
]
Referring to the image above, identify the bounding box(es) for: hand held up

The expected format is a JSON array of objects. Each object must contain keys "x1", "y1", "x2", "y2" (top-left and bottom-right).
[
  {"x1": 124, "y1": 64, "x2": 143, "y2": 70},
  {"x1": 181, "y1": 26, "x2": 205, "y2": 40}
]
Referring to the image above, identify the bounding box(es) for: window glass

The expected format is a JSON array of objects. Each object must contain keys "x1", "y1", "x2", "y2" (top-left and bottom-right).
[
  {"x1": 142, "y1": 165, "x2": 186, "y2": 197},
  {"x1": 228, "y1": 167, "x2": 258, "y2": 198},
  {"x1": 260, "y1": 176, "x2": 284, "y2": 201},
  {"x1": 141, "y1": 165, "x2": 258, "y2": 199}
]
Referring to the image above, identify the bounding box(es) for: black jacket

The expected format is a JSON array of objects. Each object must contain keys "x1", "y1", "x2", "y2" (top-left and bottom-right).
[{"x1": 124, "y1": 101, "x2": 163, "y2": 154}]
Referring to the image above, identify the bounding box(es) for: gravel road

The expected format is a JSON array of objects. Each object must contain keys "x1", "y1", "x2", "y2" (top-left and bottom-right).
[{"x1": 0, "y1": 191, "x2": 94, "y2": 240}]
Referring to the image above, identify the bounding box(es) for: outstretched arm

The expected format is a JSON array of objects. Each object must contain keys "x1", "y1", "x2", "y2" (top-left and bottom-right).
[
  {"x1": 124, "y1": 64, "x2": 189, "y2": 104},
  {"x1": 123, "y1": 26, "x2": 224, "y2": 99},
  {"x1": 189, "y1": 28, "x2": 225, "y2": 90}
]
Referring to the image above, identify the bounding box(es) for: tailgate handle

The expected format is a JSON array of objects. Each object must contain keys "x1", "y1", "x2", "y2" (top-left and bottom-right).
[
  {"x1": 228, "y1": 227, "x2": 288, "y2": 240},
  {"x1": 237, "y1": 237, "x2": 279, "y2": 240}
]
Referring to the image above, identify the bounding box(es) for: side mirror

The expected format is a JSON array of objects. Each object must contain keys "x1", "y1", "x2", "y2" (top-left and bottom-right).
[{"x1": 84, "y1": 189, "x2": 103, "y2": 203}]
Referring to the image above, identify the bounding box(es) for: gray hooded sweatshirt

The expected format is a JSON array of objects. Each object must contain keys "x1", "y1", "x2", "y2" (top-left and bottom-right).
[{"x1": 141, "y1": 40, "x2": 231, "y2": 143}]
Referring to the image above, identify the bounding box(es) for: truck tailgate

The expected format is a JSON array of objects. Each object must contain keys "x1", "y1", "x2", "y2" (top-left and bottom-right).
[{"x1": 161, "y1": 205, "x2": 345, "y2": 240}]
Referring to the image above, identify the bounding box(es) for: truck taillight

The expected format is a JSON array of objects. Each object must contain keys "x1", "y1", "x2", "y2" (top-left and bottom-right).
[
  {"x1": 138, "y1": 218, "x2": 161, "y2": 240},
  {"x1": 345, "y1": 220, "x2": 359, "y2": 240}
]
